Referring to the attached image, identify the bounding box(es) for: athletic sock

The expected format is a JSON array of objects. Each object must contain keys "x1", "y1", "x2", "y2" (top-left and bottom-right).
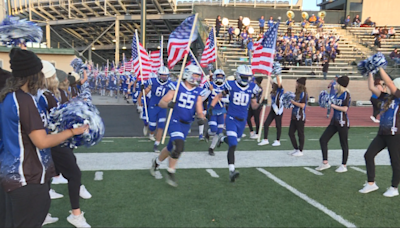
[
  {"x1": 199, "y1": 125, "x2": 204, "y2": 136},
  {"x1": 167, "y1": 168, "x2": 176, "y2": 173},
  {"x1": 229, "y1": 164, "x2": 235, "y2": 172},
  {"x1": 210, "y1": 135, "x2": 219, "y2": 149},
  {"x1": 156, "y1": 157, "x2": 162, "y2": 165},
  {"x1": 154, "y1": 141, "x2": 160, "y2": 146}
]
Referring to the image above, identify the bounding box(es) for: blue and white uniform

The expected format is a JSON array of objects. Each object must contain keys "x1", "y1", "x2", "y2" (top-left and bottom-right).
[
  {"x1": 331, "y1": 91, "x2": 351, "y2": 127},
  {"x1": 378, "y1": 91, "x2": 400, "y2": 135},
  {"x1": 166, "y1": 82, "x2": 203, "y2": 152},
  {"x1": 224, "y1": 80, "x2": 260, "y2": 147},
  {"x1": 202, "y1": 81, "x2": 226, "y2": 135},
  {"x1": 146, "y1": 77, "x2": 171, "y2": 131},
  {"x1": 292, "y1": 92, "x2": 307, "y2": 121}
]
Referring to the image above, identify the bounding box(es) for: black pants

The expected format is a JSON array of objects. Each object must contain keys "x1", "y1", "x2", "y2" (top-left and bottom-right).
[
  {"x1": 319, "y1": 124, "x2": 349, "y2": 164},
  {"x1": 247, "y1": 107, "x2": 261, "y2": 134},
  {"x1": 365, "y1": 134, "x2": 400, "y2": 187},
  {"x1": 216, "y1": 26, "x2": 220, "y2": 37},
  {"x1": 289, "y1": 119, "x2": 305, "y2": 151},
  {"x1": 260, "y1": 26, "x2": 264, "y2": 34},
  {"x1": 287, "y1": 28, "x2": 292, "y2": 36},
  {"x1": 7, "y1": 184, "x2": 50, "y2": 227},
  {"x1": 229, "y1": 33, "x2": 233, "y2": 43},
  {"x1": 51, "y1": 145, "x2": 82, "y2": 209},
  {"x1": 370, "y1": 97, "x2": 380, "y2": 119},
  {"x1": 263, "y1": 110, "x2": 283, "y2": 140},
  {"x1": 0, "y1": 184, "x2": 13, "y2": 228}
]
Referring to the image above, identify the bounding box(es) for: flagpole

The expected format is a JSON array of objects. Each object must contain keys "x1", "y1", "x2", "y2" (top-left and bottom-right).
[
  {"x1": 189, "y1": 49, "x2": 222, "y2": 107},
  {"x1": 213, "y1": 26, "x2": 218, "y2": 69},
  {"x1": 162, "y1": 13, "x2": 199, "y2": 144},
  {"x1": 135, "y1": 29, "x2": 149, "y2": 123},
  {"x1": 160, "y1": 36, "x2": 164, "y2": 66}
]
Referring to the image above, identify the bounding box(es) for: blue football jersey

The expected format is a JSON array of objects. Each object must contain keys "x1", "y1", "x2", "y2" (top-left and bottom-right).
[
  {"x1": 224, "y1": 81, "x2": 260, "y2": 119},
  {"x1": 292, "y1": 92, "x2": 308, "y2": 121},
  {"x1": 170, "y1": 82, "x2": 203, "y2": 123},
  {"x1": 378, "y1": 91, "x2": 400, "y2": 135},
  {"x1": 271, "y1": 87, "x2": 284, "y2": 115},
  {"x1": 330, "y1": 91, "x2": 350, "y2": 127},
  {"x1": 202, "y1": 81, "x2": 226, "y2": 110},
  {"x1": 147, "y1": 78, "x2": 171, "y2": 107}
]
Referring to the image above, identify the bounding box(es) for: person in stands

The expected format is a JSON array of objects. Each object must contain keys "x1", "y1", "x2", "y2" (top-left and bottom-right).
[
  {"x1": 215, "y1": 15, "x2": 222, "y2": 37},
  {"x1": 353, "y1": 15, "x2": 361, "y2": 27},
  {"x1": 259, "y1": 16, "x2": 265, "y2": 34}
]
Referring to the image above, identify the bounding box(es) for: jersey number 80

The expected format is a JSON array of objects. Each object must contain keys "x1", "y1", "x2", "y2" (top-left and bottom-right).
[
  {"x1": 178, "y1": 93, "x2": 196, "y2": 109},
  {"x1": 233, "y1": 92, "x2": 249, "y2": 106}
]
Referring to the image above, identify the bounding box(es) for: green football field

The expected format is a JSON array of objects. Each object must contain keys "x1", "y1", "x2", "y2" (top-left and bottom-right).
[{"x1": 47, "y1": 127, "x2": 400, "y2": 228}]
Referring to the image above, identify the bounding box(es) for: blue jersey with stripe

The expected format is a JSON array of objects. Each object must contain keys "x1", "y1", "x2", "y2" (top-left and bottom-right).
[
  {"x1": 170, "y1": 82, "x2": 203, "y2": 123},
  {"x1": 202, "y1": 81, "x2": 226, "y2": 110},
  {"x1": 292, "y1": 92, "x2": 308, "y2": 121},
  {"x1": 330, "y1": 91, "x2": 351, "y2": 127},
  {"x1": 146, "y1": 78, "x2": 171, "y2": 107},
  {"x1": 224, "y1": 81, "x2": 260, "y2": 119},
  {"x1": 378, "y1": 91, "x2": 400, "y2": 135}
]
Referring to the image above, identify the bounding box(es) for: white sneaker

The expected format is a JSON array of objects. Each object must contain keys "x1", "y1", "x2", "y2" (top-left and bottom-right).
[
  {"x1": 49, "y1": 189, "x2": 63, "y2": 199},
  {"x1": 359, "y1": 182, "x2": 379, "y2": 194},
  {"x1": 149, "y1": 134, "x2": 156, "y2": 141},
  {"x1": 315, "y1": 163, "x2": 331, "y2": 171},
  {"x1": 291, "y1": 151, "x2": 304, "y2": 157},
  {"x1": 52, "y1": 174, "x2": 68, "y2": 184},
  {"x1": 258, "y1": 139, "x2": 269, "y2": 146},
  {"x1": 272, "y1": 140, "x2": 281, "y2": 146},
  {"x1": 288, "y1": 149, "x2": 298, "y2": 155},
  {"x1": 80, "y1": 185, "x2": 92, "y2": 199},
  {"x1": 383, "y1": 187, "x2": 399, "y2": 197},
  {"x1": 249, "y1": 131, "x2": 255, "y2": 138},
  {"x1": 374, "y1": 119, "x2": 380, "y2": 123},
  {"x1": 335, "y1": 165, "x2": 348, "y2": 173},
  {"x1": 43, "y1": 213, "x2": 59, "y2": 226},
  {"x1": 241, "y1": 133, "x2": 247, "y2": 138},
  {"x1": 250, "y1": 134, "x2": 259, "y2": 139},
  {"x1": 143, "y1": 126, "x2": 148, "y2": 136},
  {"x1": 370, "y1": 116, "x2": 376, "y2": 122},
  {"x1": 67, "y1": 211, "x2": 91, "y2": 228}
]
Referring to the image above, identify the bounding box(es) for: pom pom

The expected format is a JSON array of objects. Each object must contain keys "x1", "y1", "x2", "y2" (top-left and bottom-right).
[
  {"x1": 48, "y1": 99, "x2": 104, "y2": 148},
  {"x1": 281, "y1": 92, "x2": 295, "y2": 109},
  {"x1": 0, "y1": 16, "x2": 43, "y2": 46},
  {"x1": 70, "y1": 58, "x2": 87, "y2": 73},
  {"x1": 272, "y1": 62, "x2": 282, "y2": 75},
  {"x1": 357, "y1": 52, "x2": 387, "y2": 76}
]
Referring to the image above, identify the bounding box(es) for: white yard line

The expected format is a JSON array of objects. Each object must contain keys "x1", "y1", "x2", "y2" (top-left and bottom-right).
[
  {"x1": 75, "y1": 149, "x2": 391, "y2": 171},
  {"x1": 257, "y1": 168, "x2": 357, "y2": 228},
  {"x1": 350, "y1": 167, "x2": 367, "y2": 174},
  {"x1": 206, "y1": 169, "x2": 220, "y2": 178},
  {"x1": 304, "y1": 167, "x2": 324, "y2": 176},
  {"x1": 101, "y1": 140, "x2": 114, "y2": 143}
]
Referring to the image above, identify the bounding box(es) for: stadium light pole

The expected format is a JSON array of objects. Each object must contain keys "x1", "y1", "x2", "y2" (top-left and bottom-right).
[
  {"x1": 141, "y1": 0, "x2": 146, "y2": 48},
  {"x1": 115, "y1": 17, "x2": 120, "y2": 65}
]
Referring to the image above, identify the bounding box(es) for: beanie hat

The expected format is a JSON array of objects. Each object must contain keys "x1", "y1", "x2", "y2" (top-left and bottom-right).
[
  {"x1": 296, "y1": 77, "x2": 306, "y2": 86},
  {"x1": 68, "y1": 75, "x2": 76, "y2": 85},
  {"x1": 337, "y1": 75, "x2": 350, "y2": 88},
  {"x1": 393, "y1": 78, "x2": 400, "y2": 90},
  {"x1": 9, "y1": 48, "x2": 43, "y2": 78},
  {"x1": 41, "y1": 60, "x2": 56, "y2": 79},
  {"x1": 56, "y1": 69, "x2": 68, "y2": 82}
]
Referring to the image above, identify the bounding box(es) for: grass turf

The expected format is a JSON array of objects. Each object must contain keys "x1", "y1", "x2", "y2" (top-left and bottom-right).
[
  {"x1": 48, "y1": 166, "x2": 399, "y2": 227},
  {"x1": 76, "y1": 127, "x2": 377, "y2": 153}
]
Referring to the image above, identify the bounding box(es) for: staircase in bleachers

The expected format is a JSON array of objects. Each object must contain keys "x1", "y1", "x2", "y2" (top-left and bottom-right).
[{"x1": 203, "y1": 18, "x2": 366, "y2": 79}]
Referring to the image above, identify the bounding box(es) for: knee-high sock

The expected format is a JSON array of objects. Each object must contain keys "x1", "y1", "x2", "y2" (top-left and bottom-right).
[
  {"x1": 210, "y1": 134, "x2": 219, "y2": 149},
  {"x1": 199, "y1": 124, "x2": 204, "y2": 136}
]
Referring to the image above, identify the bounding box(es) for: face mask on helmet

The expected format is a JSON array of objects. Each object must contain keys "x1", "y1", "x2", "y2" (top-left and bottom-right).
[
  {"x1": 214, "y1": 74, "x2": 225, "y2": 85},
  {"x1": 158, "y1": 73, "x2": 169, "y2": 82},
  {"x1": 236, "y1": 74, "x2": 252, "y2": 86},
  {"x1": 186, "y1": 73, "x2": 202, "y2": 86}
]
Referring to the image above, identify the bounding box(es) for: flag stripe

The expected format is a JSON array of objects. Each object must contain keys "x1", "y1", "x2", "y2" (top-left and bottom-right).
[{"x1": 200, "y1": 28, "x2": 216, "y2": 67}]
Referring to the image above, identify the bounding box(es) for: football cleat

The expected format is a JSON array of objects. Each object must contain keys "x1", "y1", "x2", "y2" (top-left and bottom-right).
[
  {"x1": 229, "y1": 170, "x2": 240, "y2": 182},
  {"x1": 150, "y1": 158, "x2": 159, "y2": 177},
  {"x1": 166, "y1": 171, "x2": 178, "y2": 187},
  {"x1": 208, "y1": 148, "x2": 215, "y2": 156}
]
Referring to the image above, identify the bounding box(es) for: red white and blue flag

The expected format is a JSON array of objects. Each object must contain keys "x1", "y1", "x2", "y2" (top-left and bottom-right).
[
  {"x1": 200, "y1": 27, "x2": 216, "y2": 67},
  {"x1": 124, "y1": 57, "x2": 133, "y2": 72},
  {"x1": 167, "y1": 15, "x2": 198, "y2": 69},
  {"x1": 186, "y1": 51, "x2": 197, "y2": 67},
  {"x1": 251, "y1": 21, "x2": 280, "y2": 75},
  {"x1": 132, "y1": 35, "x2": 152, "y2": 80},
  {"x1": 150, "y1": 50, "x2": 162, "y2": 72}
]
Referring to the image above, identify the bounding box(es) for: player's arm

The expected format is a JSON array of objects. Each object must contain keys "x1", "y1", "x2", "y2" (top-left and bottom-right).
[
  {"x1": 159, "y1": 90, "x2": 175, "y2": 109},
  {"x1": 379, "y1": 67, "x2": 397, "y2": 95},
  {"x1": 196, "y1": 95, "x2": 206, "y2": 119},
  {"x1": 132, "y1": 81, "x2": 137, "y2": 92},
  {"x1": 331, "y1": 104, "x2": 348, "y2": 112},
  {"x1": 368, "y1": 72, "x2": 381, "y2": 97},
  {"x1": 80, "y1": 70, "x2": 88, "y2": 84},
  {"x1": 127, "y1": 81, "x2": 134, "y2": 94},
  {"x1": 210, "y1": 92, "x2": 223, "y2": 107},
  {"x1": 291, "y1": 94, "x2": 306, "y2": 109},
  {"x1": 144, "y1": 86, "x2": 151, "y2": 95}
]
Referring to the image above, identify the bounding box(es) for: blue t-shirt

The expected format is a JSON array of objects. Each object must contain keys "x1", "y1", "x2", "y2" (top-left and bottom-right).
[
  {"x1": 259, "y1": 19, "x2": 265, "y2": 27},
  {"x1": 378, "y1": 91, "x2": 400, "y2": 135},
  {"x1": 330, "y1": 91, "x2": 351, "y2": 127},
  {"x1": 292, "y1": 92, "x2": 308, "y2": 121},
  {"x1": 267, "y1": 20, "x2": 274, "y2": 27},
  {"x1": 169, "y1": 82, "x2": 203, "y2": 123},
  {"x1": 146, "y1": 77, "x2": 171, "y2": 107},
  {"x1": 224, "y1": 80, "x2": 260, "y2": 120}
]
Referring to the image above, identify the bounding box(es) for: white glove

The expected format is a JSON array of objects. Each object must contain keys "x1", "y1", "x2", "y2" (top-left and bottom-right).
[{"x1": 137, "y1": 105, "x2": 143, "y2": 114}]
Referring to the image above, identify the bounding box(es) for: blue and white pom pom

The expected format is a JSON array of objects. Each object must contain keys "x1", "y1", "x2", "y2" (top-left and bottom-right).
[
  {"x1": 319, "y1": 90, "x2": 330, "y2": 108},
  {"x1": 357, "y1": 52, "x2": 387, "y2": 76},
  {"x1": 78, "y1": 89, "x2": 92, "y2": 102},
  {"x1": 281, "y1": 92, "x2": 295, "y2": 109},
  {"x1": 48, "y1": 99, "x2": 104, "y2": 148},
  {"x1": 272, "y1": 62, "x2": 282, "y2": 75},
  {"x1": 0, "y1": 16, "x2": 43, "y2": 46},
  {"x1": 70, "y1": 58, "x2": 87, "y2": 73}
]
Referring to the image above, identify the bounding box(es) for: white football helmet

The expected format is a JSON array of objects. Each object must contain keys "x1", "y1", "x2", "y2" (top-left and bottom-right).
[
  {"x1": 213, "y1": 69, "x2": 226, "y2": 85},
  {"x1": 183, "y1": 65, "x2": 202, "y2": 86},
  {"x1": 235, "y1": 65, "x2": 253, "y2": 86},
  {"x1": 157, "y1": 66, "x2": 170, "y2": 83}
]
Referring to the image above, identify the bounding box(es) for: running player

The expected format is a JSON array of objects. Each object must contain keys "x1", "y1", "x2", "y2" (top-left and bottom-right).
[{"x1": 150, "y1": 65, "x2": 206, "y2": 187}]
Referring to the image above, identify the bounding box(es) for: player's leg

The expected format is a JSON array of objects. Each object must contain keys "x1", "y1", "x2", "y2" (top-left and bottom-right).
[
  {"x1": 259, "y1": 110, "x2": 275, "y2": 145},
  {"x1": 288, "y1": 119, "x2": 299, "y2": 155},
  {"x1": 207, "y1": 115, "x2": 218, "y2": 156},
  {"x1": 154, "y1": 108, "x2": 167, "y2": 153},
  {"x1": 223, "y1": 117, "x2": 240, "y2": 182},
  {"x1": 148, "y1": 106, "x2": 157, "y2": 142}
]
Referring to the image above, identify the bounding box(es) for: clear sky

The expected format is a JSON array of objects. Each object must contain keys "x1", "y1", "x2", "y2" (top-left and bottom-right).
[{"x1": 302, "y1": 0, "x2": 320, "y2": 11}]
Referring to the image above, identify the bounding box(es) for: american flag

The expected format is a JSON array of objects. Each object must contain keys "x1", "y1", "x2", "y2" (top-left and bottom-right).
[
  {"x1": 150, "y1": 51, "x2": 162, "y2": 72},
  {"x1": 125, "y1": 57, "x2": 133, "y2": 72},
  {"x1": 251, "y1": 21, "x2": 280, "y2": 75},
  {"x1": 200, "y1": 27, "x2": 216, "y2": 67},
  {"x1": 132, "y1": 35, "x2": 152, "y2": 80},
  {"x1": 186, "y1": 51, "x2": 197, "y2": 67},
  {"x1": 167, "y1": 15, "x2": 198, "y2": 69}
]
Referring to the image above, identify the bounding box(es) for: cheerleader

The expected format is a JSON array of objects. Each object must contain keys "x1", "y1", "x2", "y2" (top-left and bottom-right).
[
  {"x1": 38, "y1": 61, "x2": 91, "y2": 227},
  {"x1": 359, "y1": 68, "x2": 400, "y2": 197},
  {"x1": 316, "y1": 76, "x2": 350, "y2": 172},
  {"x1": 247, "y1": 77, "x2": 263, "y2": 140},
  {"x1": 288, "y1": 77, "x2": 308, "y2": 156},
  {"x1": 258, "y1": 75, "x2": 283, "y2": 146},
  {"x1": 0, "y1": 48, "x2": 87, "y2": 228}
]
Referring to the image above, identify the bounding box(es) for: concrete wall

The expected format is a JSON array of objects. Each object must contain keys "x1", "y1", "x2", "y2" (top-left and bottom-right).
[
  {"x1": 362, "y1": 0, "x2": 400, "y2": 26},
  {"x1": 260, "y1": 78, "x2": 369, "y2": 103},
  {"x1": 0, "y1": 52, "x2": 76, "y2": 73},
  {"x1": 194, "y1": 5, "x2": 361, "y2": 24}
]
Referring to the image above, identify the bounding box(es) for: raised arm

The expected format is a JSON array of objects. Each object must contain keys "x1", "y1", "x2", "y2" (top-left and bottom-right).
[
  {"x1": 379, "y1": 67, "x2": 397, "y2": 94},
  {"x1": 158, "y1": 90, "x2": 175, "y2": 109},
  {"x1": 196, "y1": 95, "x2": 206, "y2": 119},
  {"x1": 368, "y1": 73, "x2": 381, "y2": 97}
]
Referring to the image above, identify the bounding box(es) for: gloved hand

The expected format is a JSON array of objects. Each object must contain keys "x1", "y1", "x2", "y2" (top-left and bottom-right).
[
  {"x1": 262, "y1": 99, "x2": 268, "y2": 105},
  {"x1": 140, "y1": 84, "x2": 145, "y2": 90},
  {"x1": 167, "y1": 101, "x2": 176, "y2": 109},
  {"x1": 206, "y1": 106, "x2": 214, "y2": 119},
  {"x1": 197, "y1": 118, "x2": 205, "y2": 125},
  {"x1": 137, "y1": 105, "x2": 143, "y2": 114}
]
